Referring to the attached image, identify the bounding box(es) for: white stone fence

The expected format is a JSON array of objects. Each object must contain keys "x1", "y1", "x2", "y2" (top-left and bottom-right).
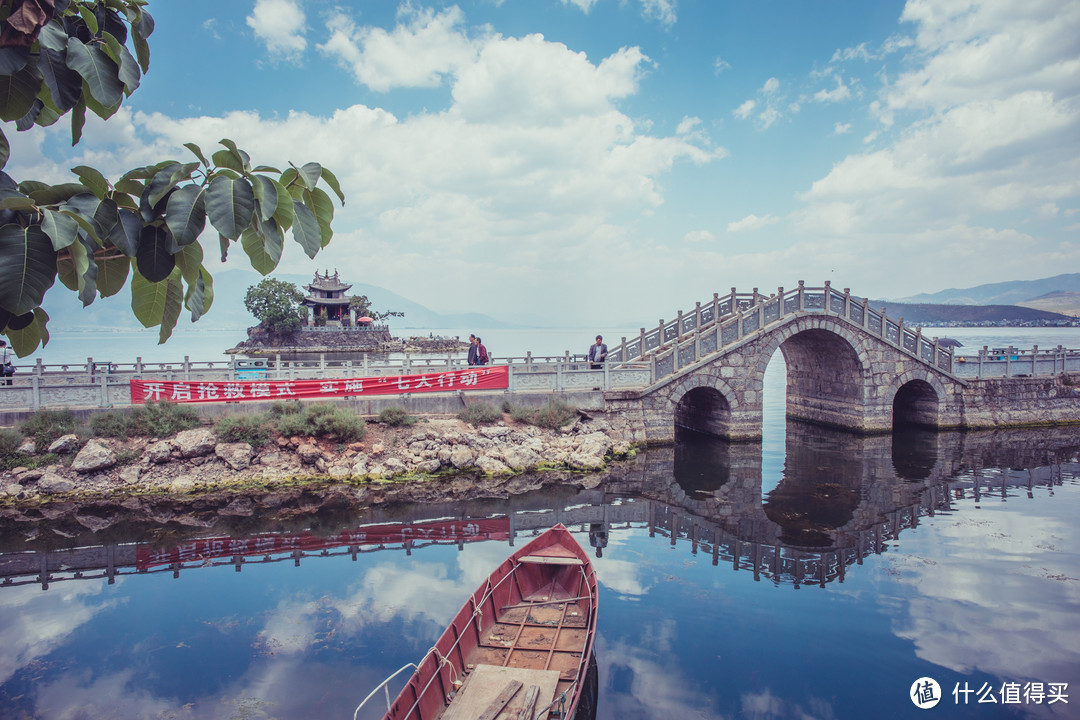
[{"x1": 0, "y1": 353, "x2": 653, "y2": 412}]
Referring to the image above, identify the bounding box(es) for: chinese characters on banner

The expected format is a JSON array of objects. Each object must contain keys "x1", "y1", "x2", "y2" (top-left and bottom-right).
[
  {"x1": 130, "y1": 366, "x2": 509, "y2": 404},
  {"x1": 134, "y1": 518, "x2": 511, "y2": 570}
]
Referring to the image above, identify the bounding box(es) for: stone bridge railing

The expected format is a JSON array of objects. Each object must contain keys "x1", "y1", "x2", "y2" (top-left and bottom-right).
[{"x1": 604, "y1": 281, "x2": 1080, "y2": 385}]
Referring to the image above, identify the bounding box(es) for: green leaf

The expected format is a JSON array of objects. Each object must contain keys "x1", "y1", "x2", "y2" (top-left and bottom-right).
[
  {"x1": 210, "y1": 149, "x2": 244, "y2": 174},
  {"x1": 184, "y1": 142, "x2": 210, "y2": 167},
  {"x1": 270, "y1": 177, "x2": 294, "y2": 229},
  {"x1": 115, "y1": 40, "x2": 142, "y2": 94},
  {"x1": 290, "y1": 200, "x2": 321, "y2": 259},
  {"x1": 0, "y1": 64, "x2": 44, "y2": 122},
  {"x1": 0, "y1": 127, "x2": 7, "y2": 170},
  {"x1": 71, "y1": 95, "x2": 86, "y2": 145},
  {"x1": 38, "y1": 46, "x2": 83, "y2": 113},
  {"x1": 76, "y1": 235, "x2": 99, "y2": 306},
  {"x1": 303, "y1": 187, "x2": 335, "y2": 247},
  {"x1": 0, "y1": 196, "x2": 36, "y2": 211},
  {"x1": 131, "y1": 266, "x2": 170, "y2": 328},
  {"x1": 135, "y1": 225, "x2": 175, "y2": 282},
  {"x1": 4, "y1": 307, "x2": 50, "y2": 357},
  {"x1": 81, "y1": 78, "x2": 122, "y2": 120},
  {"x1": 185, "y1": 271, "x2": 209, "y2": 322},
  {"x1": 251, "y1": 176, "x2": 278, "y2": 221},
  {"x1": 77, "y1": 5, "x2": 100, "y2": 34},
  {"x1": 26, "y1": 182, "x2": 90, "y2": 205},
  {"x1": 158, "y1": 270, "x2": 184, "y2": 343},
  {"x1": 143, "y1": 162, "x2": 197, "y2": 211},
  {"x1": 206, "y1": 175, "x2": 255, "y2": 240},
  {"x1": 41, "y1": 208, "x2": 80, "y2": 251},
  {"x1": 71, "y1": 165, "x2": 111, "y2": 199},
  {"x1": 242, "y1": 218, "x2": 283, "y2": 276},
  {"x1": 321, "y1": 166, "x2": 345, "y2": 205},
  {"x1": 218, "y1": 233, "x2": 230, "y2": 262},
  {"x1": 296, "y1": 162, "x2": 321, "y2": 191},
  {"x1": 96, "y1": 253, "x2": 130, "y2": 297},
  {"x1": 61, "y1": 193, "x2": 106, "y2": 245},
  {"x1": 218, "y1": 139, "x2": 251, "y2": 173},
  {"x1": 66, "y1": 37, "x2": 123, "y2": 110},
  {"x1": 173, "y1": 241, "x2": 204, "y2": 285},
  {"x1": 56, "y1": 236, "x2": 86, "y2": 291},
  {"x1": 0, "y1": 224, "x2": 58, "y2": 316},
  {"x1": 112, "y1": 208, "x2": 141, "y2": 257},
  {"x1": 165, "y1": 184, "x2": 206, "y2": 246}
]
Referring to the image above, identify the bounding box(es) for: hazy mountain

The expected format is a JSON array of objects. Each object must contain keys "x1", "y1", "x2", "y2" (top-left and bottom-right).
[
  {"x1": 895, "y1": 273, "x2": 1080, "y2": 305},
  {"x1": 41, "y1": 268, "x2": 509, "y2": 331}
]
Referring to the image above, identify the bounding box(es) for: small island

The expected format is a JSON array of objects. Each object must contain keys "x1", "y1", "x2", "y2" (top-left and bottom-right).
[{"x1": 227, "y1": 271, "x2": 469, "y2": 356}]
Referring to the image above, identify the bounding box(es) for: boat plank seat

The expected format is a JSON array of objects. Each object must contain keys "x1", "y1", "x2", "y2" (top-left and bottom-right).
[
  {"x1": 517, "y1": 555, "x2": 583, "y2": 565},
  {"x1": 441, "y1": 664, "x2": 560, "y2": 720}
]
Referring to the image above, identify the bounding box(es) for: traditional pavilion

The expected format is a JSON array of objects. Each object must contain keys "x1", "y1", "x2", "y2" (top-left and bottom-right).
[{"x1": 302, "y1": 270, "x2": 353, "y2": 326}]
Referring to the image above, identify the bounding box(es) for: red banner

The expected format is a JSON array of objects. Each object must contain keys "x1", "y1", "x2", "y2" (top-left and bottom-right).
[
  {"x1": 130, "y1": 365, "x2": 508, "y2": 404},
  {"x1": 135, "y1": 518, "x2": 511, "y2": 570}
]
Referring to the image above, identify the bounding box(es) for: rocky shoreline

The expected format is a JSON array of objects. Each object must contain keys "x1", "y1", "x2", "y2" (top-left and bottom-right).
[
  {"x1": 0, "y1": 415, "x2": 636, "y2": 510},
  {"x1": 226, "y1": 326, "x2": 469, "y2": 356}
]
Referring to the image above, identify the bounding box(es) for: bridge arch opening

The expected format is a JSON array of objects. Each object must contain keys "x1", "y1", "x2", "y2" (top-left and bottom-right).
[
  {"x1": 893, "y1": 380, "x2": 939, "y2": 428},
  {"x1": 779, "y1": 329, "x2": 864, "y2": 429},
  {"x1": 674, "y1": 386, "x2": 732, "y2": 438}
]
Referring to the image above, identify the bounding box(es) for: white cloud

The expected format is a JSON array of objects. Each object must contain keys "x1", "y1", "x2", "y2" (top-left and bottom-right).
[
  {"x1": 561, "y1": 0, "x2": 601, "y2": 12},
  {"x1": 640, "y1": 0, "x2": 678, "y2": 27},
  {"x1": 762, "y1": 77, "x2": 780, "y2": 94},
  {"x1": 714, "y1": 57, "x2": 731, "y2": 74},
  {"x1": 684, "y1": 230, "x2": 716, "y2": 243},
  {"x1": 834, "y1": 122, "x2": 852, "y2": 135},
  {"x1": 728, "y1": 214, "x2": 779, "y2": 232},
  {"x1": 734, "y1": 99, "x2": 756, "y2": 119},
  {"x1": 813, "y1": 77, "x2": 852, "y2": 103},
  {"x1": 318, "y1": 5, "x2": 475, "y2": 92},
  {"x1": 787, "y1": 0, "x2": 1080, "y2": 295},
  {"x1": 11, "y1": 13, "x2": 718, "y2": 324},
  {"x1": 757, "y1": 106, "x2": 781, "y2": 129},
  {"x1": 246, "y1": 0, "x2": 307, "y2": 60}
]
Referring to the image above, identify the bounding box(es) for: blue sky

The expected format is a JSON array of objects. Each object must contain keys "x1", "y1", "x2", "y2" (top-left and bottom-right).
[{"x1": 7, "y1": 0, "x2": 1080, "y2": 326}]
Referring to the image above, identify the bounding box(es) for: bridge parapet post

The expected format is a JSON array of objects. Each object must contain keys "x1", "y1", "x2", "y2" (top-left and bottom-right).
[
  {"x1": 861, "y1": 298, "x2": 869, "y2": 329},
  {"x1": 823, "y1": 280, "x2": 831, "y2": 314},
  {"x1": 843, "y1": 288, "x2": 851, "y2": 319},
  {"x1": 712, "y1": 293, "x2": 720, "y2": 325},
  {"x1": 797, "y1": 280, "x2": 805, "y2": 311},
  {"x1": 776, "y1": 287, "x2": 785, "y2": 318},
  {"x1": 729, "y1": 287, "x2": 738, "y2": 314},
  {"x1": 677, "y1": 310, "x2": 684, "y2": 342}
]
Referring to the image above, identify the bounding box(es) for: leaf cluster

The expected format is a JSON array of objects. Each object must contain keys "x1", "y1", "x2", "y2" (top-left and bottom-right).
[
  {"x1": 0, "y1": 1, "x2": 345, "y2": 357},
  {"x1": 348, "y1": 294, "x2": 404, "y2": 323},
  {"x1": 244, "y1": 277, "x2": 306, "y2": 334}
]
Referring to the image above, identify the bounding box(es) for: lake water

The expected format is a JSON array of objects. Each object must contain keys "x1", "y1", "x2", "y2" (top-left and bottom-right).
[{"x1": 1, "y1": 327, "x2": 1078, "y2": 719}]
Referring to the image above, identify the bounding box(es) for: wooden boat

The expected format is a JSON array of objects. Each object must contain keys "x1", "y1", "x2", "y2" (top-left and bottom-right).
[{"x1": 378, "y1": 524, "x2": 598, "y2": 720}]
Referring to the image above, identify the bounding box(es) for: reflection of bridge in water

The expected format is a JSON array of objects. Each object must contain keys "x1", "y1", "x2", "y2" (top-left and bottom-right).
[{"x1": 1, "y1": 425, "x2": 1076, "y2": 591}]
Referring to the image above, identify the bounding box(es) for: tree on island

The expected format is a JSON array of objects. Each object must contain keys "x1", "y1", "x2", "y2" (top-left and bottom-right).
[
  {"x1": 0, "y1": 0, "x2": 343, "y2": 357},
  {"x1": 349, "y1": 294, "x2": 403, "y2": 323},
  {"x1": 244, "y1": 278, "x2": 305, "y2": 335}
]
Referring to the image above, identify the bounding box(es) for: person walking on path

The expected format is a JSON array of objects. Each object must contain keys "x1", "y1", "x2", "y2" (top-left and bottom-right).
[
  {"x1": 467, "y1": 334, "x2": 478, "y2": 366},
  {"x1": 476, "y1": 337, "x2": 489, "y2": 366},
  {"x1": 588, "y1": 335, "x2": 607, "y2": 369}
]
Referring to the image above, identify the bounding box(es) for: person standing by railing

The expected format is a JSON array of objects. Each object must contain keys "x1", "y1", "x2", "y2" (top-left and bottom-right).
[
  {"x1": 588, "y1": 335, "x2": 607, "y2": 369},
  {"x1": 1, "y1": 340, "x2": 14, "y2": 385},
  {"x1": 467, "y1": 334, "x2": 478, "y2": 366}
]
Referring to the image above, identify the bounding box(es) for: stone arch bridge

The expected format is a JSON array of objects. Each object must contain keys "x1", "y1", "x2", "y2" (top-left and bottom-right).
[{"x1": 602, "y1": 282, "x2": 1079, "y2": 442}]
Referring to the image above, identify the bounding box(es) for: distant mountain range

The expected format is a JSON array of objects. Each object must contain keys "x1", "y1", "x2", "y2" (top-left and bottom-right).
[
  {"x1": 41, "y1": 268, "x2": 517, "y2": 331},
  {"x1": 38, "y1": 269, "x2": 1080, "y2": 332},
  {"x1": 893, "y1": 273, "x2": 1080, "y2": 316}
]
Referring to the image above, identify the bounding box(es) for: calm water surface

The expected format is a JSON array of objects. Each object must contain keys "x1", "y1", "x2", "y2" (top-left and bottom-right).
[
  {"x1": 1, "y1": 420, "x2": 1078, "y2": 720},
  {"x1": 2, "y1": 327, "x2": 1078, "y2": 719}
]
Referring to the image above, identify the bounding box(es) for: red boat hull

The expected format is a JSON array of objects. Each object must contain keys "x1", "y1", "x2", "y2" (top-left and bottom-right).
[{"x1": 384, "y1": 524, "x2": 598, "y2": 720}]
